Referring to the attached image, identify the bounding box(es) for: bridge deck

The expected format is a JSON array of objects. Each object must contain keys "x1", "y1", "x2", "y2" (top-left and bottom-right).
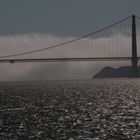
[{"x1": 0, "y1": 57, "x2": 138, "y2": 63}]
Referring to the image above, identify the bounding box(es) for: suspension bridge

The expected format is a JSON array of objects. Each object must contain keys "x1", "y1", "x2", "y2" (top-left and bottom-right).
[{"x1": 0, "y1": 15, "x2": 140, "y2": 69}]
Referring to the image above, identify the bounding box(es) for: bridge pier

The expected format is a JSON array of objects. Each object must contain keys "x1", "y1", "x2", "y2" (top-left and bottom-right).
[{"x1": 131, "y1": 15, "x2": 138, "y2": 69}]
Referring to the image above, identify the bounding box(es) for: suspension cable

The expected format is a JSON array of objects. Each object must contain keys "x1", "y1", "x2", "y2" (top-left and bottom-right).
[{"x1": 0, "y1": 16, "x2": 131, "y2": 59}]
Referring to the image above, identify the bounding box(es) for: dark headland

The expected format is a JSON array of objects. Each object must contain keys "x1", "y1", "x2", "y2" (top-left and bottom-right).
[{"x1": 93, "y1": 66, "x2": 140, "y2": 78}]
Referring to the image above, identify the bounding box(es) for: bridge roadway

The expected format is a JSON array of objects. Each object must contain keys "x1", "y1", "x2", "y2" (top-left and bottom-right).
[{"x1": 0, "y1": 57, "x2": 139, "y2": 63}]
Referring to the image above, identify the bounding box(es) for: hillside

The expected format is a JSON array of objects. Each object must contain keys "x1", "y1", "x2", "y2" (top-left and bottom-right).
[{"x1": 93, "y1": 66, "x2": 140, "y2": 78}]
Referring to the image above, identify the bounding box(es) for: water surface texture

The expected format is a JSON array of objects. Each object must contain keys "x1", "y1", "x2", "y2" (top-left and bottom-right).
[{"x1": 0, "y1": 79, "x2": 140, "y2": 139}]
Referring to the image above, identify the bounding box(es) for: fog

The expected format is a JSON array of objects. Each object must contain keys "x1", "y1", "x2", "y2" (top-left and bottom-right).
[{"x1": 0, "y1": 33, "x2": 133, "y2": 81}]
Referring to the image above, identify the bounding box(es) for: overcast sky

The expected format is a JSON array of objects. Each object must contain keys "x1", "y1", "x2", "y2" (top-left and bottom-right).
[
  {"x1": 0, "y1": 0, "x2": 140, "y2": 81},
  {"x1": 0, "y1": 0, "x2": 140, "y2": 36}
]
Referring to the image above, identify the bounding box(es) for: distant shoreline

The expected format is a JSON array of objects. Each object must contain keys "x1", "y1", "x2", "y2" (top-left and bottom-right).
[{"x1": 93, "y1": 66, "x2": 140, "y2": 79}]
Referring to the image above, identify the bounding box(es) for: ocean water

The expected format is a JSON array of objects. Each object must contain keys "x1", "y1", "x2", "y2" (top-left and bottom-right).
[{"x1": 0, "y1": 79, "x2": 140, "y2": 139}]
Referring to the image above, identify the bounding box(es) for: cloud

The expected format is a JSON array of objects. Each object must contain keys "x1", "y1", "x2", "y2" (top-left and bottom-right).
[{"x1": 0, "y1": 33, "x2": 133, "y2": 81}]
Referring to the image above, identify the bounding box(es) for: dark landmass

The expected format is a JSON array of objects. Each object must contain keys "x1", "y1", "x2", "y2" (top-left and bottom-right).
[{"x1": 93, "y1": 66, "x2": 140, "y2": 78}]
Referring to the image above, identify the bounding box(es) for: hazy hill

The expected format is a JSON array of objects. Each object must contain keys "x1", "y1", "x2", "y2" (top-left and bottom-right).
[{"x1": 93, "y1": 66, "x2": 140, "y2": 78}]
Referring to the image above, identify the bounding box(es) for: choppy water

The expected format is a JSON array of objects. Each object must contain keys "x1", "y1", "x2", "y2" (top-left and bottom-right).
[{"x1": 0, "y1": 79, "x2": 140, "y2": 139}]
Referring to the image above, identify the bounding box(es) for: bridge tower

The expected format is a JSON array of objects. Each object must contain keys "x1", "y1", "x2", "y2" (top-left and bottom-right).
[{"x1": 131, "y1": 15, "x2": 138, "y2": 69}]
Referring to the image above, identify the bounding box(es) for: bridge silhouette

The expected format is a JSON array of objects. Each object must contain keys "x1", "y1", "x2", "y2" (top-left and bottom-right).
[{"x1": 0, "y1": 15, "x2": 140, "y2": 69}]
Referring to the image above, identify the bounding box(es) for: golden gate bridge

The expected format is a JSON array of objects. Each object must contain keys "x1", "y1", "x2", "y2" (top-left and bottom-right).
[{"x1": 0, "y1": 15, "x2": 140, "y2": 69}]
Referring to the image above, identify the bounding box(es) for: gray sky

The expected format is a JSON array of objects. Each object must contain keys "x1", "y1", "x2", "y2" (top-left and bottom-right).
[
  {"x1": 0, "y1": 0, "x2": 139, "y2": 81},
  {"x1": 0, "y1": 0, "x2": 140, "y2": 36}
]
